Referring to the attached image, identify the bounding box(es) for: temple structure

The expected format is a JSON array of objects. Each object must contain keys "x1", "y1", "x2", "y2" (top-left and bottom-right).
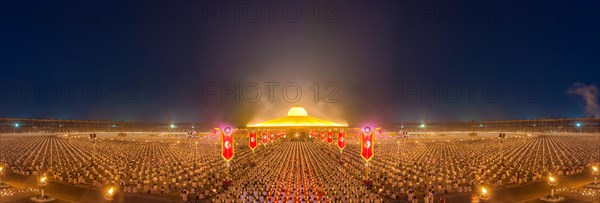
[{"x1": 246, "y1": 107, "x2": 348, "y2": 128}]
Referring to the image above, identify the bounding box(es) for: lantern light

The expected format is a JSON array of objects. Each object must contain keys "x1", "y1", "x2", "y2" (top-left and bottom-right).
[
  {"x1": 479, "y1": 186, "x2": 490, "y2": 201},
  {"x1": 224, "y1": 127, "x2": 232, "y2": 135},
  {"x1": 105, "y1": 187, "x2": 115, "y2": 202},
  {"x1": 363, "y1": 127, "x2": 372, "y2": 134}
]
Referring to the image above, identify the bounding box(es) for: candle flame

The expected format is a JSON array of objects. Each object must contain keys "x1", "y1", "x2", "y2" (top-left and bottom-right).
[
  {"x1": 549, "y1": 177, "x2": 555, "y2": 182},
  {"x1": 593, "y1": 166, "x2": 598, "y2": 172},
  {"x1": 481, "y1": 187, "x2": 488, "y2": 194},
  {"x1": 40, "y1": 177, "x2": 46, "y2": 182},
  {"x1": 108, "y1": 187, "x2": 114, "y2": 195}
]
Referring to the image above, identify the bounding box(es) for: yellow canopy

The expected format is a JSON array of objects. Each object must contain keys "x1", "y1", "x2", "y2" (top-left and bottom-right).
[{"x1": 247, "y1": 107, "x2": 347, "y2": 128}]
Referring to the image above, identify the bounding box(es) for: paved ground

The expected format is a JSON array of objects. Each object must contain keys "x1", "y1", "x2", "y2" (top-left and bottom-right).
[
  {"x1": 441, "y1": 171, "x2": 597, "y2": 203},
  {"x1": 2, "y1": 170, "x2": 597, "y2": 203},
  {"x1": 0, "y1": 186, "x2": 70, "y2": 203},
  {"x1": 3, "y1": 172, "x2": 176, "y2": 203}
]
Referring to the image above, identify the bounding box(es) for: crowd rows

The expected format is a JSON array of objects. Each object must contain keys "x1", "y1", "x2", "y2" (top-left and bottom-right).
[{"x1": 0, "y1": 132, "x2": 598, "y2": 202}]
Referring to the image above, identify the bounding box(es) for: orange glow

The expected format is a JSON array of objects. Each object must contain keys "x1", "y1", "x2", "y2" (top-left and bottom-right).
[
  {"x1": 40, "y1": 177, "x2": 47, "y2": 183},
  {"x1": 247, "y1": 107, "x2": 347, "y2": 128},
  {"x1": 108, "y1": 187, "x2": 114, "y2": 195},
  {"x1": 481, "y1": 187, "x2": 487, "y2": 194},
  {"x1": 593, "y1": 166, "x2": 598, "y2": 172}
]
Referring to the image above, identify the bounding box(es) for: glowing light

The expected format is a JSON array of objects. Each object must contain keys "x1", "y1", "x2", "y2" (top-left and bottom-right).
[
  {"x1": 0, "y1": 166, "x2": 3, "y2": 172},
  {"x1": 593, "y1": 166, "x2": 598, "y2": 172},
  {"x1": 40, "y1": 177, "x2": 47, "y2": 183},
  {"x1": 112, "y1": 124, "x2": 116, "y2": 128},
  {"x1": 549, "y1": 176, "x2": 555, "y2": 182},
  {"x1": 479, "y1": 124, "x2": 483, "y2": 127},
  {"x1": 576, "y1": 122, "x2": 581, "y2": 127},
  {"x1": 481, "y1": 187, "x2": 488, "y2": 194},
  {"x1": 223, "y1": 127, "x2": 232, "y2": 135},
  {"x1": 14, "y1": 123, "x2": 19, "y2": 127},
  {"x1": 363, "y1": 127, "x2": 372, "y2": 134},
  {"x1": 108, "y1": 187, "x2": 114, "y2": 195},
  {"x1": 170, "y1": 124, "x2": 175, "y2": 128},
  {"x1": 287, "y1": 107, "x2": 308, "y2": 116},
  {"x1": 420, "y1": 124, "x2": 425, "y2": 128}
]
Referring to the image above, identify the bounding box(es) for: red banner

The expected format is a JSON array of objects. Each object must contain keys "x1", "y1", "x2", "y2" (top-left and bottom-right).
[
  {"x1": 338, "y1": 130, "x2": 346, "y2": 150},
  {"x1": 360, "y1": 130, "x2": 374, "y2": 161},
  {"x1": 249, "y1": 130, "x2": 257, "y2": 150},
  {"x1": 221, "y1": 129, "x2": 235, "y2": 162},
  {"x1": 262, "y1": 130, "x2": 268, "y2": 144},
  {"x1": 269, "y1": 131, "x2": 275, "y2": 141},
  {"x1": 327, "y1": 131, "x2": 333, "y2": 144},
  {"x1": 320, "y1": 131, "x2": 326, "y2": 141}
]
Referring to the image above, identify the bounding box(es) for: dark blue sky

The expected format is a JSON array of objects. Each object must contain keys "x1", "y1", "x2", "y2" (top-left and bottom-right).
[{"x1": 1, "y1": 0, "x2": 599, "y2": 125}]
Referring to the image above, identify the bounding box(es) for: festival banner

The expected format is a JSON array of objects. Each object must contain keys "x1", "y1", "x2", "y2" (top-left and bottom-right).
[
  {"x1": 360, "y1": 128, "x2": 374, "y2": 161},
  {"x1": 262, "y1": 130, "x2": 268, "y2": 144},
  {"x1": 327, "y1": 130, "x2": 333, "y2": 144},
  {"x1": 249, "y1": 130, "x2": 257, "y2": 150},
  {"x1": 338, "y1": 130, "x2": 346, "y2": 150},
  {"x1": 269, "y1": 130, "x2": 275, "y2": 141},
  {"x1": 320, "y1": 131, "x2": 326, "y2": 141},
  {"x1": 221, "y1": 128, "x2": 235, "y2": 162}
]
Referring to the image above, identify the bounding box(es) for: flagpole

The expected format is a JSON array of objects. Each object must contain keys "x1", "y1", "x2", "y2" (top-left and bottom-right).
[
  {"x1": 366, "y1": 161, "x2": 369, "y2": 180},
  {"x1": 227, "y1": 162, "x2": 230, "y2": 182}
]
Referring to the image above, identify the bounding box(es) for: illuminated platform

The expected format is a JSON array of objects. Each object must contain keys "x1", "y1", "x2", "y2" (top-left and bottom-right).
[
  {"x1": 586, "y1": 183, "x2": 600, "y2": 189},
  {"x1": 247, "y1": 107, "x2": 347, "y2": 128},
  {"x1": 539, "y1": 196, "x2": 565, "y2": 202},
  {"x1": 0, "y1": 183, "x2": 9, "y2": 189},
  {"x1": 30, "y1": 196, "x2": 56, "y2": 202}
]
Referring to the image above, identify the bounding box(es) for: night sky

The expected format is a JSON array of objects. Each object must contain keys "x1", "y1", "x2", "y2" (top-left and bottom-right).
[{"x1": 1, "y1": 0, "x2": 599, "y2": 126}]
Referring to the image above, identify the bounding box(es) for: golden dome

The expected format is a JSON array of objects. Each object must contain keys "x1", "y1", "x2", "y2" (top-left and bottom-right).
[{"x1": 287, "y1": 107, "x2": 308, "y2": 117}]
